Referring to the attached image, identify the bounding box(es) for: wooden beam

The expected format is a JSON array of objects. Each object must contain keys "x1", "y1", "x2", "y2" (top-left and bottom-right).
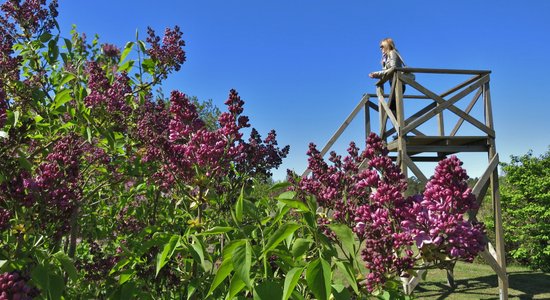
[
  {"x1": 403, "y1": 154, "x2": 428, "y2": 182},
  {"x1": 401, "y1": 75, "x2": 495, "y2": 137},
  {"x1": 301, "y1": 94, "x2": 369, "y2": 177},
  {"x1": 395, "y1": 67, "x2": 491, "y2": 75},
  {"x1": 472, "y1": 154, "x2": 499, "y2": 198},
  {"x1": 451, "y1": 87, "x2": 482, "y2": 136},
  {"x1": 406, "y1": 145, "x2": 488, "y2": 153}
]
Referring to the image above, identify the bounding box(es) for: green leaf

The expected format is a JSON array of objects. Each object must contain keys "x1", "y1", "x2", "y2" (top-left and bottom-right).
[
  {"x1": 277, "y1": 191, "x2": 296, "y2": 200},
  {"x1": 199, "y1": 226, "x2": 234, "y2": 235},
  {"x1": 30, "y1": 264, "x2": 49, "y2": 292},
  {"x1": 235, "y1": 185, "x2": 244, "y2": 223},
  {"x1": 0, "y1": 131, "x2": 7, "y2": 139},
  {"x1": 226, "y1": 276, "x2": 246, "y2": 300},
  {"x1": 63, "y1": 38, "x2": 72, "y2": 52},
  {"x1": 282, "y1": 267, "x2": 304, "y2": 300},
  {"x1": 328, "y1": 223, "x2": 357, "y2": 257},
  {"x1": 86, "y1": 126, "x2": 92, "y2": 143},
  {"x1": 13, "y1": 110, "x2": 19, "y2": 126},
  {"x1": 47, "y1": 38, "x2": 59, "y2": 64},
  {"x1": 118, "y1": 60, "x2": 135, "y2": 73},
  {"x1": 49, "y1": 273, "x2": 64, "y2": 300},
  {"x1": 109, "y1": 258, "x2": 130, "y2": 275},
  {"x1": 120, "y1": 41, "x2": 135, "y2": 62},
  {"x1": 291, "y1": 238, "x2": 312, "y2": 258},
  {"x1": 119, "y1": 269, "x2": 135, "y2": 284},
  {"x1": 39, "y1": 32, "x2": 53, "y2": 43},
  {"x1": 52, "y1": 89, "x2": 72, "y2": 110},
  {"x1": 189, "y1": 236, "x2": 206, "y2": 271},
  {"x1": 306, "y1": 258, "x2": 332, "y2": 300},
  {"x1": 155, "y1": 234, "x2": 180, "y2": 276},
  {"x1": 253, "y1": 280, "x2": 283, "y2": 300},
  {"x1": 332, "y1": 284, "x2": 352, "y2": 300},
  {"x1": 334, "y1": 261, "x2": 359, "y2": 294},
  {"x1": 232, "y1": 240, "x2": 252, "y2": 288},
  {"x1": 277, "y1": 198, "x2": 310, "y2": 212},
  {"x1": 53, "y1": 251, "x2": 78, "y2": 281},
  {"x1": 207, "y1": 257, "x2": 233, "y2": 296},
  {"x1": 0, "y1": 260, "x2": 6, "y2": 269},
  {"x1": 222, "y1": 239, "x2": 246, "y2": 261},
  {"x1": 59, "y1": 73, "x2": 76, "y2": 86},
  {"x1": 263, "y1": 223, "x2": 301, "y2": 256},
  {"x1": 16, "y1": 149, "x2": 32, "y2": 171},
  {"x1": 269, "y1": 181, "x2": 291, "y2": 191}
]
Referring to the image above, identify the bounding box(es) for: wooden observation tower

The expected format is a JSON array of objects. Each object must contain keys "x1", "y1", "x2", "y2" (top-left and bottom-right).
[{"x1": 304, "y1": 67, "x2": 508, "y2": 299}]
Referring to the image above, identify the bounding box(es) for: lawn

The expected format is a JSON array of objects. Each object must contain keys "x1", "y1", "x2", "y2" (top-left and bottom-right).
[{"x1": 414, "y1": 262, "x2": 550, "y2": 299}]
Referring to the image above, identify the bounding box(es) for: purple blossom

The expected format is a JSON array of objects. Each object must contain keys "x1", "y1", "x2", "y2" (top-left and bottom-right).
[
  {"x1": 101, "y1": 43, "x2": 120, "y2": 59},
  {"x1": 146, "y1": 26, "x2": 186, "y2": 76}
]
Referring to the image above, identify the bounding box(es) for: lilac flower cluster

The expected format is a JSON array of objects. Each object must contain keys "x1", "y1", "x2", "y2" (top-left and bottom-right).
[
  {"x1": 0, "y1": 207, "x2": 10, "y2": 231},
  {"x1": 84, "y1": 61, "x2": 131, "y2": 116},
  {"x1": 298, "y1": 133, "x2": 413, "y2": 291},
  {"x1": 101, "y1": 43, "x2": 120, "y2": 59},
  {"x1": 136, "y1": 89, "x2": 288, "y2": 192},
  {"x1": 402, "y1": 156, "x2": 486, "y2": 262},
  {"x1": 0, "y1": 271, "x2": 39, "y2": 300},
  {"x1": 297, "y1": 133, "x2": 486, "y2": 291},
  {"x1": 146, "y1": 26, "x2": 186, "y2": 75},
  {"x1": 239, "y1": 129, "x2": 290, "y2": 179},
  {"x1": 76, "y1": 241, "x2": 120, "y2": 282},
  {"x1": 0, "y1": 84, "x2": 6, "y2": 128},
  {"x1": 0, "y1": 0, "x2": 58, "y2": 37}
]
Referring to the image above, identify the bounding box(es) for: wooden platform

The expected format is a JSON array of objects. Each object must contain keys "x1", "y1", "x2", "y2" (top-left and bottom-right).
[{"x1": 387, "y1": 136, "x2": 489, "y2": 159}]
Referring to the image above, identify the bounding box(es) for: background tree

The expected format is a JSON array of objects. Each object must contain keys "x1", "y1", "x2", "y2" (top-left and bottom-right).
[{"x1": 500, "y1": 148, "x2": 550, "y2": 271}]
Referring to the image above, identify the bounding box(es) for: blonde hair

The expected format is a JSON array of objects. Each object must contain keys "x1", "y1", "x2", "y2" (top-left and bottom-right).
[{"x1": 380, "y1": 38, "x2": 396, "y2": 51}]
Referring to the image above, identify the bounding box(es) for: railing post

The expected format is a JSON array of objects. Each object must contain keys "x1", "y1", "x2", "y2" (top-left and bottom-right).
[{"x1": 395, "y1": 72, "x2": 407, "y2": 178}]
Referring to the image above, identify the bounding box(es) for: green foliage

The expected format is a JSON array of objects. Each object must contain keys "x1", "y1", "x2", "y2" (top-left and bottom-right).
[{"x1": 500, "y1": 148, "x2": 550, "y2": 271}]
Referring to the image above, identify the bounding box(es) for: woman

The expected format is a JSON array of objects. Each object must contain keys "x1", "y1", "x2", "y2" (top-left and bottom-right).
[{"x1": 369, "y1": 38, "x2": 406, "y2": 113}]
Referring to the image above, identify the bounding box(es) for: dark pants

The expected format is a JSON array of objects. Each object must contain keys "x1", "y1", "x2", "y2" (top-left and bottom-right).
[{"x1": 389, "y1": 81, "x2": 406, "y2": 112}]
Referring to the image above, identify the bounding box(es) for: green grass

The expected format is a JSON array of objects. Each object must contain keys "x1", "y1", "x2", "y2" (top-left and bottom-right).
[{"x1": 414, "y1": 262, "x2": 550, "y2": 299}]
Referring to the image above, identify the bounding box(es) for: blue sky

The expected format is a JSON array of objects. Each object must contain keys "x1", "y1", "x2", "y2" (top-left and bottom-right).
[{"x1": 56, "y1": 1, "x2": 550, "y2": 181}]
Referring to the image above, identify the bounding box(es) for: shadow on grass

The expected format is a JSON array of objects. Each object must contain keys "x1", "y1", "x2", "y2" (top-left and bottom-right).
[{"x1": 416, "y1": 271, "x2": 550, "y2": 299}]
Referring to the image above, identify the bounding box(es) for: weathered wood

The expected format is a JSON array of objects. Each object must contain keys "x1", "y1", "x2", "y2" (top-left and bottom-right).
[
  {"x1": 385, "y1": 102, "x2": 438, "y2": 137},
  {"x1": 365, "y1": 102, "x2": 371, "y2": 141},
  {"x1": 403, "y1": 154, "x2": 428, "y2": 182},
  {"x1": 410, "y1": 129, "x2": 426, "y2": 136},
  {"x1": 438, "y1": 74, "x2": 483, "y2": 99},
  {"x1": 395, "y1": 67, "x2": 491, "y2": 75},
  {"x1": 301, "y1": 94, "x2": 369, "y2": 177},
  {"x1": 451, "y1": 87, "x2": 482, "y2": 136},
  {"x1": 401, "y1": 74, "x2": 495, "y2": 137},
  {"x1": 395, "y1": 77, "x2": 407, "y2": 177},
  {"x1": 473, "y1": 154, "x2": 499, "y2": 198}
]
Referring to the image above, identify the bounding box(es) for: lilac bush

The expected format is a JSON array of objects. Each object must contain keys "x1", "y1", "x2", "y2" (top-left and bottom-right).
[{"x1": 296, "y1": 133, "x2": 487, "y2": 292}]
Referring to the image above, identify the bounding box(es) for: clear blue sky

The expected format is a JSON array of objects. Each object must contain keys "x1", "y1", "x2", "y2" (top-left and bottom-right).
[{"x1": 56, "y1": 1, "x2": 550, "y2": 181}]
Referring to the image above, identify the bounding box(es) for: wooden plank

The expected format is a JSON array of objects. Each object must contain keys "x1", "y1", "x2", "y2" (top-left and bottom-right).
[
  {"x1": 301, "y1": 94, "x2": 369, "y2": 177},
  {"x1": 386, "y1": 102, "x2": 437, "y2": 137},
  {"x1": 484, "y1": 79, "x2": 495, "y2": 130},
  {"x1": 451, "y1": 87, "x2": 482, "y2": 136},
  {"x1": 473, "y1": 154, "x2": 499, "y2": 197},
  {"x1": 401, "y1": 75, "x2": 495, "y2": 137},
  {"x1": 403, "y1": 154, "x2": 428, "y2": 182},
  {"x1": 479, "y1": 249, "x2": 508, "y2": 281},
  {"x1": 395, "y1": 78, "x2": 408, "y2": 177},
  {"x1": 438, "y1": 74, "x2": 483, "y2": 99},
  {"x1": 378, "y1": 86, "x2": 389, "y2": 140},
  {"x1": 410, "y1": 129, "x2": 426, "y2": 136},
  {"x1": 395, "y1": 67, "x2": 491, "y2": 75},
  {"x1": 365, "y1": 102, "x2": 370, "y2": 141},
  {"x1": 378, "y1": 93, "x2": 399, "y2": 130},
  {"x1": 401, "y1": 74, "x2": 490, "y2": 134},
  {"x1": 406, "y1": 145, "x2": 488, "y2": 153}
]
